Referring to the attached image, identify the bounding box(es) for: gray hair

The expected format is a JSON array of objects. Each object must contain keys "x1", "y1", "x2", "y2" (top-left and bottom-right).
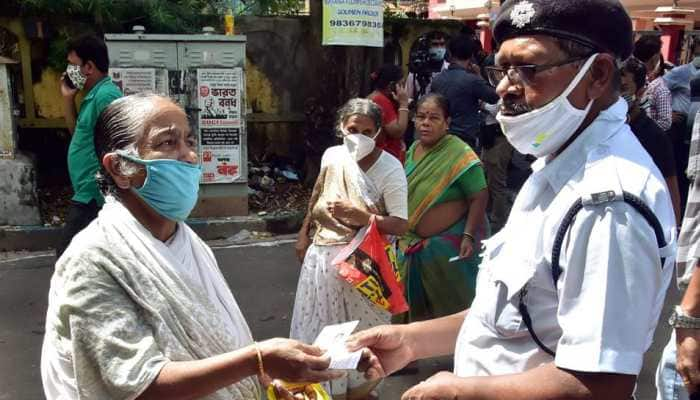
[
  {"x1": 94, "y1": 93, "x2": 164, "y2": 196},
  {"x1": 336, "y1": 98, "x2": 383, "y2": 137}
]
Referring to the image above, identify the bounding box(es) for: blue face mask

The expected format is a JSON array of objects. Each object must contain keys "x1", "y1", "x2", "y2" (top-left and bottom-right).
[
  {"x1": 430, "y1": 47, "x2": 446, "y2": 61},
  {"x1": 117, "y1": 151, "x2": 202, "y2": 221}
]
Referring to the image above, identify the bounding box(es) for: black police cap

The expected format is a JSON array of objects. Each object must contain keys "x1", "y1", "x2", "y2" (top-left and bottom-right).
[{"x1": 494, "y1": 0, "x2": 634, "y2": 60}]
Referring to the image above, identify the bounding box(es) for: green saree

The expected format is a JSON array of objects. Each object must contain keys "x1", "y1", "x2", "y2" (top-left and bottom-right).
[{"x1": 398, "y1": 134, "x2": 488, "y2": 322}]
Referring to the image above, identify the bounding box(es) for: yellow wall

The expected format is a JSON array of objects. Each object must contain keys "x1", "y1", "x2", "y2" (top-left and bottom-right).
[
  {"x1": 245, "y1": 57, "x2": 279, "y2": 114},
  {"x1": 33, "y1": 68, "x2": 64, "y2": 119},
  {"x1": 32, "y1": 67, "x2": 86, "y2": 119}
]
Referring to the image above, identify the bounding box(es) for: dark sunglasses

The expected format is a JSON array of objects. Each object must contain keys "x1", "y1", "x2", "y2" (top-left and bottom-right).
[{"x1": 484, "y1": 56, "x2": 590, "y2": 87}]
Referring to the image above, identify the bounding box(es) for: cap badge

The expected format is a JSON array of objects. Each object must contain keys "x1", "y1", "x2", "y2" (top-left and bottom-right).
[{"x1": 510, "y1": 1, "x2": 536, "y2": 29}]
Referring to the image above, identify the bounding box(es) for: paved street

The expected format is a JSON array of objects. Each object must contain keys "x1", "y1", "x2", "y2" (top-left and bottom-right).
[{"x1": 0, "y1": 240, "x2": 679, "y2": 399}]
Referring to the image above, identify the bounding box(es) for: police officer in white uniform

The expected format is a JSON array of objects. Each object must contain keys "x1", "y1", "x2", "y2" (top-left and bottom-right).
[{"x1": 347, "y1": 1, "x2": 677, "y2": 398}]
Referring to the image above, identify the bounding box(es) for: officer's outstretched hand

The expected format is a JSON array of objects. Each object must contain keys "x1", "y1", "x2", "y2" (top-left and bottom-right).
[
  {"x1": 676, "y1": 327, "x2": 700, "y2": 395},
  {"x1": 346, "y1": 324, "x2": 415, "y2": 380},
  {"x1": 401, "y1": 371, "x2": 464, "y2": 400}
]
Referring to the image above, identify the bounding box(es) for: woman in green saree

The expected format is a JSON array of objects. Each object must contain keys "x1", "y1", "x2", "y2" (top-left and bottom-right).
[{"x1": 400, "y1": 93, "x2": 489, "y2": 322}]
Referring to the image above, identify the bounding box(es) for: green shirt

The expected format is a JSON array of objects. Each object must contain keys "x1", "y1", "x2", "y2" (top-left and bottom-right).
[{"x1": 68, "y1": 77, "x2": 122, "y2": 205}]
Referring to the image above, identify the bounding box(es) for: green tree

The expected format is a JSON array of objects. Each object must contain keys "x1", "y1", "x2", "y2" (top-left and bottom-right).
[
  {"x1": 10, "y1": 0, "x2": 305, "y2": 26},
  {"x1": 5, "y1": 0, "x2": 304, "y2": 70},
  {"x1": 14, "y1": 0, "x2": 225, "y2": 33},
  {"x1": 238, "y1": 0, "x2": 304, "y2": 15}
]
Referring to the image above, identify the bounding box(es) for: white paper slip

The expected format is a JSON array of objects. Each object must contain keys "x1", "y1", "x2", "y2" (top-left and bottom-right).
[
  {"x1": 313, "y1": 320, "x2": 359, "y2": 350},
  {"x1": 327, "y1": 347, "x2": 363, "y2": 370},
  {"x1": 313, "y1": 320, "x2": 362, "y2": 370}
]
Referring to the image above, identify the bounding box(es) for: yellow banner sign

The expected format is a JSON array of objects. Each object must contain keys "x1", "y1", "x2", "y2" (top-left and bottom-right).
[{"x1": 322, "y1": 0, "x2": 384, "y2": 47}]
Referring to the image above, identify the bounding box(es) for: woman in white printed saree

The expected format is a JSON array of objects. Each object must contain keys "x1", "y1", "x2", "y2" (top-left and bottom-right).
[
  {"x1": 292, "y1": 98, "x2": 409, "y2": 399},
  {"x1": 40, "y1": 94, "x2": 341, "y2": 400}
]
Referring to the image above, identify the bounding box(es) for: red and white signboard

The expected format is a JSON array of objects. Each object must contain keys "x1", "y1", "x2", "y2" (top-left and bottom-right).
[{"x1": 196, "y1": 68, "x2": 243, "y2": 184}]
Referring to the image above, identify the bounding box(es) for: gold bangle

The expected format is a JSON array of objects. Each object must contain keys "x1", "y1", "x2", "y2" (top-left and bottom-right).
[
  {"x1": 254, "y1": 341, "x2": 265, "y2": 377},
  {"x1": 398, "y1": 107, "x2": 409, "y2": 112},
  {"x1": 463, "y1": 232, "x2": 475, "y2": 243}
]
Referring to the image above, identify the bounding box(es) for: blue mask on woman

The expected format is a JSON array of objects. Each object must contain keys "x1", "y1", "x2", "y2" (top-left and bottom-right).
[{"x1": 117, "y1": 151, "x2": 202, "y2": 221}]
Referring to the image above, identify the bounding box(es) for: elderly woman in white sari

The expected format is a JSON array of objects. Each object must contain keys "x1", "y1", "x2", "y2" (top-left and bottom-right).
[
  {"x1": 41, "y1": 94, "x2": 342, "y2": 400},
  {"x1": 292, "y1": 98, "x2": 409, "y2": 399}
]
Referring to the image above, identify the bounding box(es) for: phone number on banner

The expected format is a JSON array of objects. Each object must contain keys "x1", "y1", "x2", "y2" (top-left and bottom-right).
[{"x1": 329, "y1": 19, "x2": 383, "y2": 28}]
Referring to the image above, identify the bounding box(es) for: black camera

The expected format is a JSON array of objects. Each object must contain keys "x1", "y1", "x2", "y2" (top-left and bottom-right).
[
  {"x1": 408, "y1": 34, "x2": 445, "y2": 101},
  {"x1": 408, "y1": 35, "x2": 442, "y2": 77}
]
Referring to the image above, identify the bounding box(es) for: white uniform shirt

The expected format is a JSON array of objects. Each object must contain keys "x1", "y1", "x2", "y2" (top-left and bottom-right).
[{"x1": 454, "y1": 99, "x2": 676, "y2": 377}]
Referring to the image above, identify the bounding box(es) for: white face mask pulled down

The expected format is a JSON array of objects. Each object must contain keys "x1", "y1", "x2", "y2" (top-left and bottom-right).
[
  {"x1": 343, "y1": 129, "x2": 380, "y2": 161},
  {"x1": 496, "y1": 54, "x2": 598, "y2": 158}
]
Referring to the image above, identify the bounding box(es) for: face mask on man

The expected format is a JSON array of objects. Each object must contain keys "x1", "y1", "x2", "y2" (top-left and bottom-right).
[
  {"x1": 117, "y1": 151, "x2": 202, "y2": 221},
  {"x1": 342, "y1": 129, "x2": 380, "y2": 161},
  {"x1": 65, "y1": 64, "x2": 87, "y2": 90},
  {"x1": 430, "y1": 47, "x2": 446, "y2": 62},
  {"x1": 496, "y1": 54, "x2": 598, "y2": 158}
]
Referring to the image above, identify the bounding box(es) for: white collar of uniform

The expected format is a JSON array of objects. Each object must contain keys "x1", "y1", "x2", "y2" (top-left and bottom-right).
[{"x1": 531, "y1": 98, "x2": 627, "y2": 193}]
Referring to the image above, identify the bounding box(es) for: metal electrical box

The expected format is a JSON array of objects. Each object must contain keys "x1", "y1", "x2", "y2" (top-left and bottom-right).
[{"x1": 105, "y1": 29, "x2": 249, "y2": 216}]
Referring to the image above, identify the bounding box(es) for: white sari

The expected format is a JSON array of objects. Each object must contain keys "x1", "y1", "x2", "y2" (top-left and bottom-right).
[
  {"x1": 290, "y1": 146, "x2": 391, "y2": 397},
  {"x1": 41, "y1": 198, "x2": 261, "y2": 400}
]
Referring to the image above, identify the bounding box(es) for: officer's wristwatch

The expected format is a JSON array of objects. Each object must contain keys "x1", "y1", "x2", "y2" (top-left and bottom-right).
[{"x1": 669, "y1": 306, "x2": 700, "y2": 329}]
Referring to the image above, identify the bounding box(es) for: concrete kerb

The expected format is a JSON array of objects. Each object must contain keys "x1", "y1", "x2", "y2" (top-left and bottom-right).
[{"x1": 0, "y1": 210, "x2": 305, "y2": 252}]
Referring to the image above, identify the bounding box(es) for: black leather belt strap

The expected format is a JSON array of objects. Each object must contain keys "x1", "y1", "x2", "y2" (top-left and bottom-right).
[{"x1": 518, "y1": 191, "x2": 668, "y2": 357}]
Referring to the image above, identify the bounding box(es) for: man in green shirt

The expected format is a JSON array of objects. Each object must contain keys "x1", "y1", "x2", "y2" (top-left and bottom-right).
[{"x1": 58, "y1": 35, "x2": 122, "y2": 257}]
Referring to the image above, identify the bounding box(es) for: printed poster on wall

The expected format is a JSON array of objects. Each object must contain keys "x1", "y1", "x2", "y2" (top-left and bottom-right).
[
  {"x1": 109, "y1": 68, "x2": 154, "y2": 95},
  {"x1": 109, "y1": 68, "x2": 170, "y2": 97},
  {"x1": 196, "y1": 68, "x2": 243, "y2": 184},
  {"x1": 322, "y1": 0, "x2": 383, "y2": 47}
]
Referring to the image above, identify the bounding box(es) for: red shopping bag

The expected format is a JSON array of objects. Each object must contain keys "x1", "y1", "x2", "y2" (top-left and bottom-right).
[{"x1": 331, "y1": 217, "x2": 409, "y2": 315}]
